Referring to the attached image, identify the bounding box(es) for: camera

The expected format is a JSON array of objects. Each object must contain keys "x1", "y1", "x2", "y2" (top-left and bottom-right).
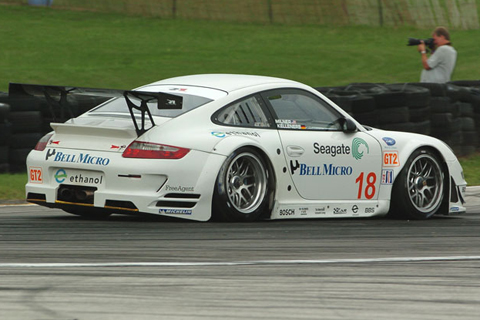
[{"x1": 407, "y1": 37, "x2": 435, "y2": 51}]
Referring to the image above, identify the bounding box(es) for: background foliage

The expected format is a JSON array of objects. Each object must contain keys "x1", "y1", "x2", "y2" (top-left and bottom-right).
[{"x1": 5, "y1": 0, "x2": 480, "y2": 29}]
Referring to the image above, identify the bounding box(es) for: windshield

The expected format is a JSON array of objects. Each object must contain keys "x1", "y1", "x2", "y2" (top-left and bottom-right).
[{"x1": 90, "y1": 85, "x2": 227, "y2": 118}]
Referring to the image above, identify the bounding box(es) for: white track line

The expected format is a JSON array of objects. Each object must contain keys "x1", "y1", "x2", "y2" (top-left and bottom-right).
[{"x1": 1, "y1": 256, "x2": 480, "y2": 268}]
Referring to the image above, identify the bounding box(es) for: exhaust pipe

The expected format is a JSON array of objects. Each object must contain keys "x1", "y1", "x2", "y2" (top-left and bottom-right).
[
  {"x1": 59, "y1": 187, "x2": 74, "y2": 201},
  {"x1": 75, "y1": 189, "x2": 95, "y2": 202}
]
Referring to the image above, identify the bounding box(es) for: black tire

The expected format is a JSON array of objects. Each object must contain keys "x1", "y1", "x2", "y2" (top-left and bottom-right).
[
  {"x1": 213, "y1": 148, "x2": 274, "y2": 222},
  {"x1": 0, "y1": 146, "x2": 9, "y2": 163},
  {"x1": 9, "y1": 132, "x2": 43, "y2": 149},
  {"x1": 409, "y1": 105, "x2": 431, "y2": 122},
  {"x1": 0, "y1": 103, "x2": 10, "y2": 122},
  {"x1": 408, "y1": 82, "x2": 448, "y2": 97},
  {"x1": 379, "y1": 122, "x2": 415, "y2": 133},
  {"x1": 377, "y1": 106, "x2": 409, "y2": 124},
  {"x1": 353, "y1": 111, "x2": 378, "y2": 126},
  {"x1": 390, "y1": 149, "x2": 445, "y2": 219},
  {"x1": 387, "y1": 84, "x2": 431, "y2": 108},
  {"x1": 8, "y1": 111, "x2": 43, "y2": 134},
  {"x1": 0, "y1": 122, "x2": 12, "y2": 145},
  {"x1": 411, "y1": 120, "x2": 431, "y2": 135}
]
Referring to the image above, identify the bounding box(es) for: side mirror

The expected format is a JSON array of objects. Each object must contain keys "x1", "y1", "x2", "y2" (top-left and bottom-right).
[{"x1": 340, "y1": 117, "x2": 357, "y2": 132}]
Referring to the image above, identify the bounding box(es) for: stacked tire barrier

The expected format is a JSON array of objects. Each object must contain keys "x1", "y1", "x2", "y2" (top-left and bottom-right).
[
  {"x1": 0, "y1": 92, "x2": 108, "y2": 172},
  {"x1": 317, "y1": 81, "x2": 480, "y2": 157},
  {"x1": 0, "y1": 82, "x2": 479, "y2": 173}
]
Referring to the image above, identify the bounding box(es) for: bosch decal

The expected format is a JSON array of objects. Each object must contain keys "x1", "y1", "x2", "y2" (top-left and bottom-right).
[
  {"x1": 279, "y1": 209, "x2": 295, "y2": 216},
  {"x1": 290, "y1": 160, "x2": 352, "y2": 176},
  {"x1": 46, "y1": 150, "x2": 110, "y2": 166}
]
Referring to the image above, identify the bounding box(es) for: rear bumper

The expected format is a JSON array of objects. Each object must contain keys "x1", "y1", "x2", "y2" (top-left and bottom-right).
[{"x1": 26, "y1": 148, "x2": 226, "y2": 221}]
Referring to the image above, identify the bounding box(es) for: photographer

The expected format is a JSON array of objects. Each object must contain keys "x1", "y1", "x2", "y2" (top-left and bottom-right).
[{"x1": 418, "y1": 26, "x2": 457, "y2": 83}]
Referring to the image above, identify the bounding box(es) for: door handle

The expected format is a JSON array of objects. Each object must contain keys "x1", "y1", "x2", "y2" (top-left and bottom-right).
[{"x1": 286, "y1": 145, "x2": 305, "y2": 157}]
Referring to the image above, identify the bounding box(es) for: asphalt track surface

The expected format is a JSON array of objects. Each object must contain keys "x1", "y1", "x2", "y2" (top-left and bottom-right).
[{"x1": 1, "y1": 189, "x2": 480, "y2": 320}]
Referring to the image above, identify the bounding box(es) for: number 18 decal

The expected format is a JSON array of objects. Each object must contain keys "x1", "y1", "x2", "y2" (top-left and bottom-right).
[{"x1": 355, "y1": 172, "x2": 376, "y2": 199}]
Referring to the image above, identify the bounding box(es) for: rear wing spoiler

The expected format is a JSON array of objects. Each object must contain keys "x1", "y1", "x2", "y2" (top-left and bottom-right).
[{"x1": 8, "y1": 83, "x2": 183, "y2": 136}]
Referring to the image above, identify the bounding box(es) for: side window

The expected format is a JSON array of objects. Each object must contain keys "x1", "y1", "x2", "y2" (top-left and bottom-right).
[
  {"x1": 266, "y1": 90, "x2": 343, "y2": 131},
  {"x1": 214, "y1": 95, "x2": 271, "y2": 128}
]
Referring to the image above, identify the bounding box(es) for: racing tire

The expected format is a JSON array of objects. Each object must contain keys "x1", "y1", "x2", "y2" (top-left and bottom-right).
[
  {"x1": 389, "y1": 149, "x2": 445, "y2": 220},
  {"x1": 213, "y1": 147, "x2": 274, "y2": 222}
]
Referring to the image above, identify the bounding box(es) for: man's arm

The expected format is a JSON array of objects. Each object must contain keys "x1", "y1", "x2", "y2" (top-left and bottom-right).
[{"x1": 417, "y1": 42, "x2": 431, "y2": 70}]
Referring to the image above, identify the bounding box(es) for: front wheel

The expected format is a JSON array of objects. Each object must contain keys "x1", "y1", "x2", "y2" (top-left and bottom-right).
[
  {"x1": 390, "y1": 149, "x2": 445, "y2": 219},
  {"x1": 213, "y1": 148, "x2": 274, "y2": 222}
]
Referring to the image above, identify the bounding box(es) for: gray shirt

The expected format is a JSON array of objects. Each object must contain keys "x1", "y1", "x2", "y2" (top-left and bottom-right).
[{"x1": 420, "y1": 45, "x2": 457, "y2": 83}]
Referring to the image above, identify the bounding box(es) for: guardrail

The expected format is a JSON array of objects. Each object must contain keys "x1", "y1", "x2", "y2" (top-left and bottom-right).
[{"x1": 1, "y1": 81, "x2": 479, "y2": 173}]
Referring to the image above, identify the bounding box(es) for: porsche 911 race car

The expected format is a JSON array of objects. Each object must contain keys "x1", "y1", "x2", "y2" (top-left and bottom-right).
[{"x1": 21, "y1": 74, "x2": 466, "y2": 221}]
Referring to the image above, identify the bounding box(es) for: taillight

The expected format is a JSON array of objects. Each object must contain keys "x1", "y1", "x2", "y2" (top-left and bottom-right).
[
  {"x1": 122, "y1": 141, "x2": 190, "y2": 159},
  {"x1": 34, "y1": 133, "x2": 54, "y2": 151}
]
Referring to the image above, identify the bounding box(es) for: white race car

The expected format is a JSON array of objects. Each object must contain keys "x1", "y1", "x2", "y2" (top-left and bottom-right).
[{"x1": 22, "y1": 74, "x2": 467, "y2": 221}]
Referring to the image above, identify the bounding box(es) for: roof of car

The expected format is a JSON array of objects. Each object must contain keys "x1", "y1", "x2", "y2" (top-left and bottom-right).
[{"x1": 149, "y1": 74, "x2": 303, "y2": 93}]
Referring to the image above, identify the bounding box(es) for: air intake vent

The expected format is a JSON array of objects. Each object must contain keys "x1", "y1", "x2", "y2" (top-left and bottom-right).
[
  {"x1": 164, "y1": 193, "x2": 201, "y2": 199},
  {"x1": 156, "y1": 201, "x2": 196, "y2": 208}
]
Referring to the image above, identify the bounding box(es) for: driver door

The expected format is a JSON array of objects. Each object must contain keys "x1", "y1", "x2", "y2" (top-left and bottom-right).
[{"x1": 262, "y1": 89, "x2": 382, "y2": 201}]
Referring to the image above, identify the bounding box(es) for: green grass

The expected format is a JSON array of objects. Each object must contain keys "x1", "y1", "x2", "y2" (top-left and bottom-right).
[
  {"x1": 0, "y1": 174, "x2": 27, "y2": 201},
  {"x1": 458, "y1": 154, "x2": 480, "y2": 186},
  {"x1": 0, "y1": 5, "x2": 479, "y2": 201},
  {"x1": 1, "y1": 5, "x2": 480, "y2": 92}
]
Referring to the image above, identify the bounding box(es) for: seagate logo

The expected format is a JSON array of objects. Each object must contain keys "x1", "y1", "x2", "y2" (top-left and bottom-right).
[{"x1": 352, "y1": 138, "x2": 369, "y2": 160}]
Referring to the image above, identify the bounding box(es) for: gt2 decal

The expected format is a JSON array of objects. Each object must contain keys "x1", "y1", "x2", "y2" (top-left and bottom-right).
[
  {"x1": 355, "y1": 172, "x2": 376, "y2": 199},
  {"x1": 383, "y1": 151, "x2": 400, "y2": 167},
  {"x1": 29, "y1": 167, "x2": 43, "y2": 184}
]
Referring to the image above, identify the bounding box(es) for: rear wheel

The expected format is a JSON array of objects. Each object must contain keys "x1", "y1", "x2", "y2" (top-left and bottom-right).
[
  {"x1": 213, "y1": 148, "x2": 273, "y2": 222},
  {"x1": 390, "y1": 149, "x2": 445, "y2": 219}
]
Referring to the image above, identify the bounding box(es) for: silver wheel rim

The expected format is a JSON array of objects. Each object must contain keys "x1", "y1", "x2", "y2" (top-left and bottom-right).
[
  {"x1": 407, "y1": 154, "x2": 443, "y2": 213},
  {"x1": 226, "y1": 152, "x2": 267, "y2": 214}
]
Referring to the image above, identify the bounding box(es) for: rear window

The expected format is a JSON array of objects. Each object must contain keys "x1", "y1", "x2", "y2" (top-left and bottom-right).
[{"x1": 91, "y1": 85, "x2": 227, "y2": 118}]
